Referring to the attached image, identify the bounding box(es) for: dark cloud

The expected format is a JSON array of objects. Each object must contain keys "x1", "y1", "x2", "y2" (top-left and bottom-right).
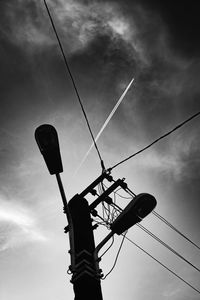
[
  {"x1": 0, "y1": 0, "x2": 199, "y2": 166},
  {"x1": 134, "y1": 0, "x2": 200, "y2": 57},
  {"x1": 0, "y1": 1, "x2": 199, "y2": 198}
]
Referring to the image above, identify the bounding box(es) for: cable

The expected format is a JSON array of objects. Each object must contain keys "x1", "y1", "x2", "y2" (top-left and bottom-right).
[
  {"x1": 109, "y1": 187, "x2": 200, "y2": 251},
  {"x1": 102, "y1": 231, "x2": 127, "y2": 280},
  {"x1": 123, "y1": 235, "x2": 200, "y2": 294},
  {"x1": 109, "y1": 111, "x2": 200, "y2": 170},
  {"x1": 73, "y1": 78, "x2": 134, "y2": 176},
  {"x1": 114, "y1": 187, "x2": 133, "y2": 199},
  {"x1": 152, "y1": 211, "x2": 200, "y2": 251},
  {"x1": 97, "y1": 220, "x2": 200, "y2": 294},
  {"x1": 110, "y1": 203, "x2": 200, "y2": 272},
  {"x1": 112, "y1": 193, "x2": 200, "y2": 251},
  {"x1": 98, "y1": 219, "x2": 200, "y2": 294},
  {"x1": 137, "y1": 223, "x2": 200, "y2": 273},
  {"x1": 102, "y1": 183, "x2": 134, "y2": 200},
  {"x1": 99, "y1": 235, "x2": 115, "y2": 259},
  {"x1": 43, "y1": 0, "x2": 105, "y2": 171}
]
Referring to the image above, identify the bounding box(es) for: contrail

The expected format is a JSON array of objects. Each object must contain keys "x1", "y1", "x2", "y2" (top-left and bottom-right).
[{"x1": 73, "y1": 77, "x2": 135, "y2": 176}]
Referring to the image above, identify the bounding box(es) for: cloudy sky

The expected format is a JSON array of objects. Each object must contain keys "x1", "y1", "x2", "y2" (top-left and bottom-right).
[{"x1": 0, "y1": 0, "x2": 200, "y2": 299}]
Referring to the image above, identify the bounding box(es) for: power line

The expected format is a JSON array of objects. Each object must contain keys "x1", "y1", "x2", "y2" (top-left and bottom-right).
[
  {"x1": 73, "y1": 78, "x2": 134, "y2": 176},
  {"x1": 110, "y1": 184, "x2": 200, "y2": 251},
  {"x1": 109, "y1": 111, "x2": 200, "y2": 170},
  {"x1": 111, "y1": 203, "x2": 200, "y2": 272},
  {"x1": 102, "y1": 231, "x2": 127, "y2": 280},
  {"x1": 137, "y1": 223, "x2": 200, "y2": 273},
  {"x1": 123, "y1": 235, "x2": 200, "y2": 294},
  {"x1": 111, "y1": 187, "x2": 200, "y2": 251},
  {"x1": 98, "y1": 217, "x2": 200, "y2": 294},
  {"x1": 43, "y1": 0, "x2": 105, "y2": 171},
  {"x1": 152, "y1": 211, "x2": 200, "y2": 251},
  {"x1": 96, "y1": 215, "x2": 200, "y2": 293},
  {"x1": 99, "y1": 235, "x2": 115, "y2": 259}
]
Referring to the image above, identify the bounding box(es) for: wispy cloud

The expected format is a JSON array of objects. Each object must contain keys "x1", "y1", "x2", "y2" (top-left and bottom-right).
[
  {"x1": 2, "y1": 0, "x2": 200, "y2": 184},
  {"x1": 0, "y1": 197, "x2": 47, "y2": 251},
  {"x1": 126, "y1": 126, "x2": 200, "y2": 182},
  {"x1": 3, "y1": 0, "x2": 146, "y2": 63}
]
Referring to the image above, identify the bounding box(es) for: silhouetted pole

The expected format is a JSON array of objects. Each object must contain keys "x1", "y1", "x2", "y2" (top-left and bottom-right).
[
  {"x1": 68, "y1": 195, "x2": 103, "y2": 300},
  {"x1": 35, "y1": 124, "x2": 157, "y2": 300}
]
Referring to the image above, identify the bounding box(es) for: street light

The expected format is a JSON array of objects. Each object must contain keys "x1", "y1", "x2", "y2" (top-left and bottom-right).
[
  {"x1": 110, "y1": 193, "x2": 157, "y2": 235},
  {"x1": 35, "y1": 124, "x2": 63, "y2": 175},
  {"x1": 94, "y1": 193, "x2": 157, "y2": 270},
  {"x1": 35, "y1": 123, "x2": 69, "y2": 224}
]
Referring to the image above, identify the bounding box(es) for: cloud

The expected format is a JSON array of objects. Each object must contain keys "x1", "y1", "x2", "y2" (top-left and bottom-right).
[
  {"x1": 2, "y1": 0, "x2": 55, "y2": 51},
  {"x1": 0, "y1": 197, "x2": 47, "y2": 251},
  {"x1": 124, "y1": 121, "x2": 200, "y2": 182},
  {"x1": 2, "y1": 0, "x2": 146, "y2": 64},
  {"x1": 2, "y1": 0, "x2": 200, "y2": 186}
]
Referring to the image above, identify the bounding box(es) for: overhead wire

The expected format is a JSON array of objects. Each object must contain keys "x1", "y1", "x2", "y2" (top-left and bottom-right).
[
  {"x1": 98, "y1": 183, "x2": 111, "y2": 223},
  {"x1": 110, "y1": 202, "x2": 200, "y2": 273},
  {"x1": 97, "y1": 218, "x2": 200, "y2": 294},
  {"x1": 43, "y1": 0, "x2": 200, "y2": 292},
  {"x1": 137, "y1": 223, "x2": 200, "y2": 273},
  {"x1": 73, "y1": 77, "x2": 134, "y2": 176},
  {"x1": 114, "y1": 186, "x2": 200, "y2": 250},
  {"x1": 43, "y1": 0, "x2": 105, "y2": 171},
  {"x1": 112, "y1": 185, "x2": 200, "y2": 251},
  {"x1": 99, "y1": 235, "x2": 115, "y2": 259},
  {"x1": 44, "y1": 0, "x2": 200, "y2": 279},
  {"x1": 109, "y1": 110, "x2": 200, "y2": 170},
  {"x1": 152, "y1": 211, "x2": 200, "y2": 251},
  {"x1": 123, "y1": 234, "x2": 200, "y2": 294},
  {"x1": 102, "y1": 231, "x2": 127, "y2": 280},
  {"x1": 105, "y1": 183, "x2": 200, "y2": 256}
]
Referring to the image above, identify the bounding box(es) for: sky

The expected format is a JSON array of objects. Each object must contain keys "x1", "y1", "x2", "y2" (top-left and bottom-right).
[{"x1": 0, "y1": 0, "x2": 200, "y2": 299}]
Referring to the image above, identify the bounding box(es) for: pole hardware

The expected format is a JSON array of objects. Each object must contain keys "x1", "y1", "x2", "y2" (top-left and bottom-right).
[{"x1": 79, "y1": 170, "x2": 113, "y2": 198}]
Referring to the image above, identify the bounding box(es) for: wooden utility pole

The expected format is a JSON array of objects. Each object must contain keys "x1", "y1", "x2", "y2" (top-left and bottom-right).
[{"x1": 68, "y1": 195, "x2": 103, "y2": 300}]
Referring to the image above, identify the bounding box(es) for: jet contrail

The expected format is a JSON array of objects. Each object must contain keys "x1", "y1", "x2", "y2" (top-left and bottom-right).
[{"x1": 73, "y1": 77, "x2": 135, "y2": 176}]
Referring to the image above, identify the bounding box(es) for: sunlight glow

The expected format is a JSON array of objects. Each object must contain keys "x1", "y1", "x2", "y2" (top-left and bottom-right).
[{"x1": 0, "y1": 200, "x2": 47, "y2": 250}]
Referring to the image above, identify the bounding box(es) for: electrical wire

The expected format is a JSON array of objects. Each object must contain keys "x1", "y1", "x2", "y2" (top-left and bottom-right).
[
  {"x1": 98, "y1": 182, "x2": 114, "y2": 224},
  {"x1": 137, "y1": 223, "x2": 200, "y2": 273},
  {"x1": 73, "y1": 78, "x2": 134, "y2": 176},
  {"x1": 97, "y1": 220, "x2": 200, "y2": 294},
  {"x1": 112, "y1": 192, "x2": 200, "y2": 251},
  {"x1": 152, "y1": 211, "x2": 200, "y2": 251},
  {"x1": 99, "y1": 235, "x2": 115, "y2": 259},
  {"x1": 43, "y1": 0, "x2": 105, "y2": 171},
  {"x1": 114, "y1": 187, "x2": 133, "y2": 199},
  {"x1": 111, "y1": 202, "x2": 200, "y2": 273},
  {"x1": 109, "y1": 110, "x2": 200, "y2": 170},
  {"x1": 102, "y1": 231, "x2": 127, "y2": 280},
  {"x1": 110, "y1": 193, "x2": 118, "y2": 222},
  {"x1": 96, "y1": 218, "x2": 200, "y2": 294},
  {"x1": 109, "y1": 184, "x2": 200, "y2": 252},
  {"x1": 123, "y1": 235, "x2": 200, "y2": 294},
  {"x1": 102, "y1": 183, "x2": 133, "y2": 200}
]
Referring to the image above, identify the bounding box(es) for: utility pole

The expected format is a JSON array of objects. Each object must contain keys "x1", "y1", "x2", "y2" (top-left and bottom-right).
[
  {"x1": 66, "y1": 173, "x2": 129, "y2": 300},
  {"x1": 68, "y1": 194, "x2": 103, "y2": 300},
  {"x1": 35, "y1": 124, "x2": 157, "y2": 300}
]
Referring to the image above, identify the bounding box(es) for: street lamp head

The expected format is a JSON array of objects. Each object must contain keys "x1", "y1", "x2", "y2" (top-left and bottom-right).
[
  {"x1": 35, "y1": 124, "x2": 63, "y2": 175},
  {"x1": 110, "y1": 193, "x2": 157, "y2": 235},
  {"x1": 133, "y1": 193, "x2": 157, "y2": 219}
]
